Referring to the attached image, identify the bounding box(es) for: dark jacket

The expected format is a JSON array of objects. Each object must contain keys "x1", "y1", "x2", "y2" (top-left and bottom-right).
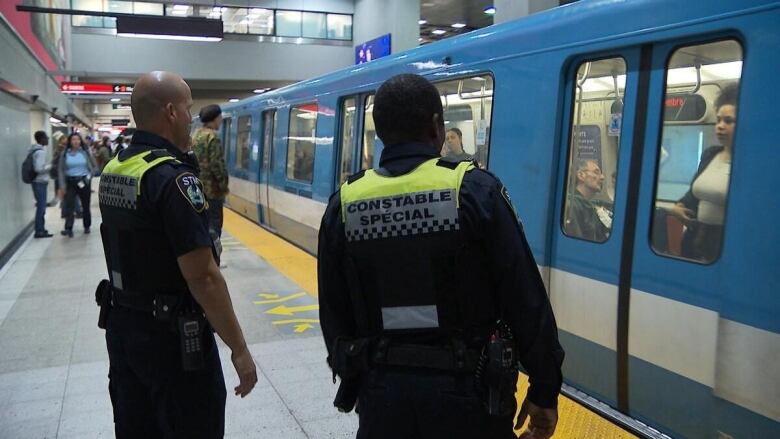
[{"x1": 318, "y1": 142, "x2": 564, "y2": 408}]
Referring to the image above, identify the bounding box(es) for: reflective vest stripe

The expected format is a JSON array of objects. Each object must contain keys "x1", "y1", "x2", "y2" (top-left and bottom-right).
[
  {"x1": 381, "y1": 305, "x2": 439, "y2": 330},
  {"x1": 99, "y1": 150, "x2": 177, "y2": 209}
]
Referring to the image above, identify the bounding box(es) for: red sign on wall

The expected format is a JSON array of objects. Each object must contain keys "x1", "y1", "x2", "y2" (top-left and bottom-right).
[
  {"x1": 61, "y1": 83, "x2": 114, "y2": 94},
  {"x1": 60, "y1": 83, "x2": 134, "y2": 94}
]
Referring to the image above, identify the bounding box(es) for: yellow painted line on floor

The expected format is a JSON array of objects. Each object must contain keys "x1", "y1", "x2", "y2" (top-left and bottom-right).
[
  {"x1": 224, "y1": 208, "x2": 637, "y2": 438},
  {"x1": 514, "y1": 374, "x2": 638, "y2": 439},
  {"x1": 223, "y1": 208, "x2": 318, "y2": 298}
]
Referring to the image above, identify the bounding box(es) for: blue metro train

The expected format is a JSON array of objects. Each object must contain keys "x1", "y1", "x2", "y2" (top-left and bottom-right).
[{"x1": 211, "y1": 0, "x2": 779, "y2": 437}]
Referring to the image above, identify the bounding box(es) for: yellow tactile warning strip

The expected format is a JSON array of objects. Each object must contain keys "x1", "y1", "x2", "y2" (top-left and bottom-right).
[
  {"x1": 514, "y1": 374, "x2": 638, "y2": 438},
  {"x1": 223, "y1": 207, "x2": 637, "y2": 438},
  {"x1": 223, "y1": 208, "x2": 319, "y2": 298}
]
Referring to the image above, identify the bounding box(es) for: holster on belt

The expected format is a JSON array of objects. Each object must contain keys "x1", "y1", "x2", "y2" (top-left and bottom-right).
[
  {"x1": 330, "y1": 337, "x2": 373, "y2": 413},
  {"x1": 95, "y1": 279, "x2": 112, "y2": 330}
]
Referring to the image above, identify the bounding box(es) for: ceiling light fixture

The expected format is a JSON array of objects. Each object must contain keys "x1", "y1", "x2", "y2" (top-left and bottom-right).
[
  {"x1": 229, "y1": 98, "x2": 240, "y2": 103},
  {"x1": 418, "y1": 19, "x2": 427, "y2": 25},
  {"x1": 253, "y1": 88, "x2": 270, "y2": 94},
  {"x1": 431, "y1": 29, "x2": 446, "y2": 35},
  {"x1": 110, "y1": 98, "x2": 120, "y2": 102},
  {"x1": 484, "y1": 6, "x2": 496, "y2": 15},
  {"x1": 452, "y1": 23, "x2": 466, "y2": 28},
  {"x1": 117, "y1": 15, "x2": 223, "y2": 42}
]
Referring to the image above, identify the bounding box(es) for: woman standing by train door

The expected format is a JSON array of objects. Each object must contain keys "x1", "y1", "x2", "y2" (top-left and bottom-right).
[{"x1": 57, "y1": 133, "x2": 98, "y2": 237}]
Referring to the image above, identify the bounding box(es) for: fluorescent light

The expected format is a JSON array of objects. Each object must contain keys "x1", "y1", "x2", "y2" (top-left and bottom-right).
[
  {"x1": 452, "y1": 23, "x2": 466, "y2": 28},
  {"x1": 172, "y1": 5, "x2": 188, "y2": 11},
  {"x1": 118, "y1": 33, "x2": 222, "y2": 42},
  {"x1": 418, "y1": 19, "x2": 427, "y2": 25},
  {"x1": 432, "y1": 29, "x2": 446, "y2": 35},
  {"x1": 253, "y1": 88, "x2": 269, "y2": 94},
  {"x1": 49, "y1": 117, "x2": 61, "y2": 123},
  {"x1": 110, "y1": 98, "x2": 120, "y2": 102},
  {"x1": 418, "y1": 37, "x2": 423, "y2": 42},
  {"x1": 228, "y1": 98, "x2": 240, "y2": 103},
  {"x1": 484, "y1": 6, "x2": 496, "y2": 15}
]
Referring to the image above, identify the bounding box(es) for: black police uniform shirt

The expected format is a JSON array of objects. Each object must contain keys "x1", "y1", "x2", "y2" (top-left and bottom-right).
[
  {"x1": 318, "y1": 142, "x2": 565, "y2": 409},
  {"x1": 118, "y1": 130, "x2": 212, "y2": 257}
]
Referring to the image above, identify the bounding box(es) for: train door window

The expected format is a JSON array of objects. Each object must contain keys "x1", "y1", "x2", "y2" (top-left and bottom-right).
[
  {"x1": 561, "y1": 57, "x2": 627, "y2": 243},
  {"x1": 262, "y1": 110, "x2": 276, "y2": 172},
  {"x1": 434, "y1": 75, "x2": 494, "y2": 168},
  {"x1": 650, "y1": 40, "x2": 743, "y2": 263},
  {"x1": 287, "y1": 103, "x2": 318, "y2": 183},
  {"x1": 338, "y1": 97, "x2": 358, "y2": 185},
  {"x1": 362, "y1": 95, "x2": 377, "y2": 170},
  {"x1": 235, "y1": 115, "x2": 252, "y2": 170},
  {"x1": 221, "y1": 117, "x2": 232, "y2": 161}
]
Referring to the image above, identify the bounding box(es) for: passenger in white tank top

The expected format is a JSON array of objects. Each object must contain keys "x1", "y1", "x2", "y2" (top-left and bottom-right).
[{"x1": 668, "y1": 84, "x2": 737, "y2": 261}]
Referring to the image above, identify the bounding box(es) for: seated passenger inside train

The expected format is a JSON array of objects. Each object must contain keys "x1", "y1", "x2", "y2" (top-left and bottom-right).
[
  {"x1": 666, "y1": 83, "x2": 738, "y2": 262},
  {"x1": 564, "y1": 159, "x2": 611, "y2": 241}
]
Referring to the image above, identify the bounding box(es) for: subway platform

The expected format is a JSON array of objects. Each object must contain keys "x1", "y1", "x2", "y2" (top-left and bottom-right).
[{"x1": 0, "y1": 197, "x2": 637, "y2": 438}]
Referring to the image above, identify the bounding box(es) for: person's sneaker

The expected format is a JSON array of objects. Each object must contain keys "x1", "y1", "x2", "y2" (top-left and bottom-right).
[
  {"x1": 60, "y1": 230, "x2": 73, "y2": 238},
  {"x1": 34, "y1": 232, "x2": 53, "y2": 238},
  {"x1": 84, "y1": 228, "x2": 90, "y2": 234}
]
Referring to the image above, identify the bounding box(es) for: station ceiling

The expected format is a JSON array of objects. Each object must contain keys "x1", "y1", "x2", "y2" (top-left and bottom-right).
[{"x1": 419, "y1": 0, "x2": 495, "y2": 44}]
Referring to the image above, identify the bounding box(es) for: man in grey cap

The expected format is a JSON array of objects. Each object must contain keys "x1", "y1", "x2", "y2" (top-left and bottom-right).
[{"x1": 192, "y1": 104, "x2": 229, "y2": 239}]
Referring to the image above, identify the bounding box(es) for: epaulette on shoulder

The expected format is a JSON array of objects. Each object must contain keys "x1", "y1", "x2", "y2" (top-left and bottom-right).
[
  {"x1": 346, "y1": 169, "x2": 367, "y2": 184},
  {"x1": 143, "y1": 149, "x2": 175, "y2": 162}
]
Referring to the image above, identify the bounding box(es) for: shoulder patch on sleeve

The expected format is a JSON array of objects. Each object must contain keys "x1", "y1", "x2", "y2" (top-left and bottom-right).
[{"x1": 175, "y1": 172, "x2": 207, "y2": 213}]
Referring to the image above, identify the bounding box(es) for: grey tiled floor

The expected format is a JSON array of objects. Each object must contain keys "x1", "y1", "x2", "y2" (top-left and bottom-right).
[{"x1": 0, "y1": 197, "x2": 357, "y2": 438}]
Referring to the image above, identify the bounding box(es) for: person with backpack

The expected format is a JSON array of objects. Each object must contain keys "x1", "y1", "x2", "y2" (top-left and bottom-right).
[{"x1": 27, "y1": 131, "x2": 53, "y2": 238}]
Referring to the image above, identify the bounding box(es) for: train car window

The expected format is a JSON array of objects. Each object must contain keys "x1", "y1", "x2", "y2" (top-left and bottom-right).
[
  {"x1": 362, "y1": 95, "x2": 377, "y2": 170},
  {"x1": 562, "y1": 57, "x2": 627, "y2": 243},
  {"x1": 338, "y1": 97, "x2": 358, "y2": 185},
  {"x1": 287, "y1": 103, "x2": 318, "y2": 183},
  {"x1": 651, "y1": 40, "x2": 743, "y2": 263},
  {"x1": 433, "y1": 75, "x2": 493, "y2": 168},
  {"x1": 235, "y1": 115, "x2": 251, "y2": 170},
  {"x1": 221, "y1": 117, "x2": 232, "y2": 161}
]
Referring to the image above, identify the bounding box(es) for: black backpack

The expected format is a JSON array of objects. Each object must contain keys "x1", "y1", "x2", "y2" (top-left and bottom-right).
[{"x1": 21, "y1": 149, "x2": 38, "y2": 184}]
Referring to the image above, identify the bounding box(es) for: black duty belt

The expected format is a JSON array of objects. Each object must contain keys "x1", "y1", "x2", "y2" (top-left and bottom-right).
[
  {"x1": 111, "y1": 288, "x2": 182, "y2": 319},
  {"x1": 372, "y1": 341, "x2": 480, "y2": 372}
]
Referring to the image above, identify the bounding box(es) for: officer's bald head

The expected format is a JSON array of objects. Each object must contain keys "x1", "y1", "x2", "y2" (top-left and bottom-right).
[{"x1": 131, "y1": 71, "x2": 193, "y2": 151}]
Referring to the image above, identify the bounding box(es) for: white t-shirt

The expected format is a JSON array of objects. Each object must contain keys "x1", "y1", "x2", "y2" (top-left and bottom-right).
[{"x1": 692, "y1": 153, "x2": 730, "y2": 225}]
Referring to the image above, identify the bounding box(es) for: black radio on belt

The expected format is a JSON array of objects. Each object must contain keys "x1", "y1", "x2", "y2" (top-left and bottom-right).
[
  {"x1": 178, "y1": 311, "x2": 206, "y2": 371},
  {"x1": 475, "y1": 321, "x2": 517, "y2": 417}
]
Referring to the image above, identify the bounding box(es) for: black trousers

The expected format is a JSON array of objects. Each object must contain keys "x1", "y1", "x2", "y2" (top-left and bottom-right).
[
  {"x1": 63, "y1": 176, "x2": 91, "y2": 230},
  {"x1": 106, "y1": 306, "x2": 226, "y2": 439},
  {"x1": 356, "y1": 369, "x2": 517, "y2": 439}
]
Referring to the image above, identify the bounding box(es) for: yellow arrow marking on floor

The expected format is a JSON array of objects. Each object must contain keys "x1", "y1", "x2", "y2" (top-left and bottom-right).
[
  {"x1": 254, "y1": 292, "x2": 306, "y2": 305},
  {"x1": 258, "y1": 293, "x2": 279, "y2": 300},
  {"x1": 293, "y1": 323, "x2": 314, "y2": 333},
  {"x1": 265, "y1": 304, "x2": 319, "y2": 316},
  {"x1": 272, "y1": 318, "x2": 320, "y2": 325}
]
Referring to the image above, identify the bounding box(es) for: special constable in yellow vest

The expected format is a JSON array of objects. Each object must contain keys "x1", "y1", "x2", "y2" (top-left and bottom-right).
[
  {"x1": 98, "y1": 131, "x2": 230, "y2": 437},
  {"x1": 318, "y1": 74, "x2": 564, "y2": 439}
]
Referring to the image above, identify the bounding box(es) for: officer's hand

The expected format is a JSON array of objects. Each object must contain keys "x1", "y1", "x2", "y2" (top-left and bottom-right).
[
  {"x1": 515, "y1": 398, "x2": 558, "y2": 439},
  {"x1": 231, "y1": 347, "x2": 257, "y2": 398}
]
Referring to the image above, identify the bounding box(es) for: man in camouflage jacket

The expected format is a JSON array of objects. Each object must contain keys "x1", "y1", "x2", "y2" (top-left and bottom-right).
[{"x1": 192, "y1": 104, "x2": 229, "y2": 238}]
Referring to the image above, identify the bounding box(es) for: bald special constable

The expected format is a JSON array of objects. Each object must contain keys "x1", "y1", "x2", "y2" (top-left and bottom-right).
[
  {"x1": 97, "y1": 71, "x2": 257, "y2": 438},
  {"x1": 318, "y1": 74, "x2": 564, "y2": 439}
]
